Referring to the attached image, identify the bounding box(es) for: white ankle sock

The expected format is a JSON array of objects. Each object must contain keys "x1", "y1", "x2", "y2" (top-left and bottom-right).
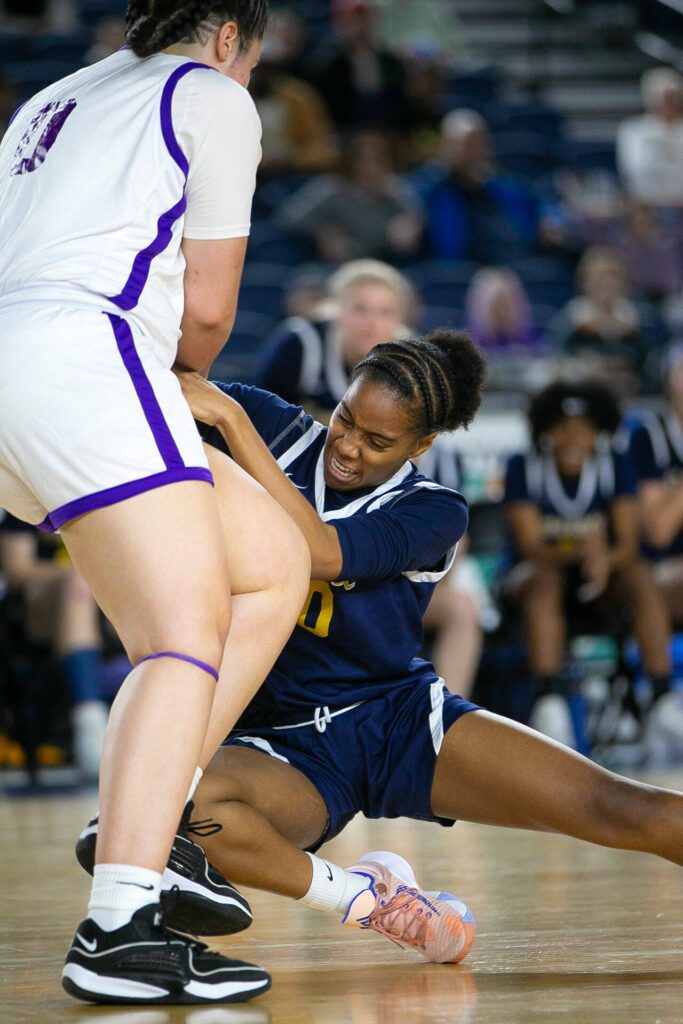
[
  {"x1": 300, "y1": 853, "x2": 370, "y2": 915},
  {"x1": 88, "y1": 863, "x2": 162, "y2": 931},
  {"x1": 186, "y1": 766, "x2": 203, "y2": 805}
]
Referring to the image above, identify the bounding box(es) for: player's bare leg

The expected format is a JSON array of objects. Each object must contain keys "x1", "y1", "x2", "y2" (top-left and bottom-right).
[
  {"x1": 62, "y1": 480, "x2": 231, "y2": 873},
  {"x1": 194, "y1": 747, "x2": 476, "y2": 963},
  {"x1": 198, "y1": 447, "x2": 311, "y2": 764},
  {"x1": 432, "y1": 709, "x2": 683, "y2": 866}
]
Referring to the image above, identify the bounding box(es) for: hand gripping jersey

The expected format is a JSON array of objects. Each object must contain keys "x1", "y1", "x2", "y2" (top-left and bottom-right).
[
  {"x1": 0, "y1": 48, "x2": 261, "y2": 362},
  {"x1": 628, "y1": 410, "x2": 683, "y2": 559},
  {"x1": 202, "y1": 383, "x2": 469, "y2": 722},
  {"x1": 504, "y1": 444, "x2": 637, "y2": 557}
]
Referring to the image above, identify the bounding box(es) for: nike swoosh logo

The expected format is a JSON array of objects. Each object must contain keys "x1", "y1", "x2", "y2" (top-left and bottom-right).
[
  {"x1": 116, "y1": 881, "x2": 154, "y2": 891},
  {"x1": 76, "y1": 934, "x2": 97, "y2": 952},
  {"x1": 325, "y1": 863, "x2": 334, "y2": 882}
]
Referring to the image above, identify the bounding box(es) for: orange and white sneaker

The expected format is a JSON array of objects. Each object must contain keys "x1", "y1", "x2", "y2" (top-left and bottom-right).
[{"x1": 342, "y1": 851, "x2": 475, "y2": 964}]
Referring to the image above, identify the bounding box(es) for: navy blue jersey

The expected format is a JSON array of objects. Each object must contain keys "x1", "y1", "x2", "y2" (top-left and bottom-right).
[
  {"x1": 628, "y1": 411, "x2": 683, "y2": 558},
  {"x1": 255, "y1": 318, "x2": 351, "y2": 411},
  {"x1": 504, "y1": 446, "x2": 636, "y2": 557},
  {"x1": 203, "y1": 383, "x2": 469, "y2": 723}
]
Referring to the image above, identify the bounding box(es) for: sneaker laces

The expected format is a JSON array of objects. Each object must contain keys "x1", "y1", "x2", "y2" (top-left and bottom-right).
[{"x1": 368, "y1": 886, "x2": 432, "y2": 952}]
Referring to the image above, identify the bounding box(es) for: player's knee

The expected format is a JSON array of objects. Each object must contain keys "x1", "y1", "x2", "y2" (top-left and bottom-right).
[{"x1": 130, "y1": 616, "x2": 229, "y2": 678}]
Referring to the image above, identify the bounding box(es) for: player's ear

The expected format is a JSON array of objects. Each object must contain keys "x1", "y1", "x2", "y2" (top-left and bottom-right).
[
  {"x1": 215, "y1": 20, "x2": 239, "y2": 64},
  {"x1": 410, "y1": 431, "x2": 437, "y2": 460}
]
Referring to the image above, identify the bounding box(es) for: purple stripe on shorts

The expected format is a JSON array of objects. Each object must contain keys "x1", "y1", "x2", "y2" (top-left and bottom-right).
[
  {"x1": 107, "y1": 312, "x2": 183, "y2": 469},
  {"x1": 36, "y1": 467, "x2": 213, "y2": 533},
  {"x1": 107, "y1": 61, "x2": 213, "y2": 311},
  {"x1": 136, "y1": 651, "x2": 220, "y2": 683}
]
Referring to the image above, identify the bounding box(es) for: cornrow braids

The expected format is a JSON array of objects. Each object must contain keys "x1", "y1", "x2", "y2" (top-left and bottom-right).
[
  {"x1": 351, "y1": 330, "x2": 487, "y2": 437},
  {"x1": 125, "y1": 0, "x2": 268, "y2": 58}
]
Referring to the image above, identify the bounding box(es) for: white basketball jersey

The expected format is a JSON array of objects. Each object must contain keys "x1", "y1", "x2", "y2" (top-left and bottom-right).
[{"x1": 0, "y1": 48, "x2": 262, "y2": 364}]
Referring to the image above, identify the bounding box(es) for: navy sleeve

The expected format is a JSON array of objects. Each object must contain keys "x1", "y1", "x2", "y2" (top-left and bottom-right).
[
  {"x1": 612, "y1": 451, "x2": 638, "y2": 498},
  {"x1": 207, "y1": 381, "x2": 316, "y2": 458},
  {"x1": 334, "y1": 488, "x2": 469, "y2": 584},
  {"x1": 504, "y1": 454, "x2": 530, "y2": 503},
  {"x1": 254, "y1": 327, "x2": 304, "y2": 405},
  {"x1": 628, "y1": 423, "x2": 663, "y2": 481}
]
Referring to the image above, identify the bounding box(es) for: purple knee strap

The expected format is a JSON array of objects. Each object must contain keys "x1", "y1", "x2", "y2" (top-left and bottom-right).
[{"x1": 136, "y1": 651, "x2": 219, "y2": 682}]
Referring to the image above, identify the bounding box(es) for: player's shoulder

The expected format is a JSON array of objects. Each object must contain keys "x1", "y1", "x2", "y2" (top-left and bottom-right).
[
  {"x1": 176, "y1": 65, "x2": 259, "y2": 124},
  {"x1": 386, "y1": 464, "x2": 467, "y2": 513}
]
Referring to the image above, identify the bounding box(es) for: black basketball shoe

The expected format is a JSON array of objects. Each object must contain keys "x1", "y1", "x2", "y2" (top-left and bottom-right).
[
  {"x1": 75, "y1": 804, "x2": 251, "y2": 936},
  {"x1": 62, "y1": 904, "x2": 271, "y2": 1005}
]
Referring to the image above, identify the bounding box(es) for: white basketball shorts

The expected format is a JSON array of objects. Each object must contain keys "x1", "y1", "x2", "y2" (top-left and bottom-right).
[{"x1": 0, "y1": 301, "x2": 211, "y2": 529}]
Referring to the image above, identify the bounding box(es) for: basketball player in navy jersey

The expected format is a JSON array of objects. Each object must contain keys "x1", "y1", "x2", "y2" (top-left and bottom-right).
[
  {"x1": 152, "y1": 335, "x2": 683, "y2": 966},
  {"x1": 505, "y1": 380, "x2": 673, "y2": 739}
]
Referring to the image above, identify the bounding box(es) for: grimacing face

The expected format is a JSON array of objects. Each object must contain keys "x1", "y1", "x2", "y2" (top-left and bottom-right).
[{"x1": 323, "y1": 377, "x2": 435, "y2": 492}]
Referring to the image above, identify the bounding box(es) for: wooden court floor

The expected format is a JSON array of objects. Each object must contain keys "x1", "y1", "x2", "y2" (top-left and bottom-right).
[{"x1": 1, "y1": 779, "x2": 682, "y2": 1024}]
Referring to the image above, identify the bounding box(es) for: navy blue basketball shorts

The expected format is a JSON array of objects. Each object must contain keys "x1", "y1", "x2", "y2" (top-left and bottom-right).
[{"x1": 223, "y1": 682, "x2": 480, "y2": 852}]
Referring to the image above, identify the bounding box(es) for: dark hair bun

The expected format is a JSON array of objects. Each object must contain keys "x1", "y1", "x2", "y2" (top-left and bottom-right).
[{"x1": 422, "y1": 329, "x2": 487, "y2": 431}]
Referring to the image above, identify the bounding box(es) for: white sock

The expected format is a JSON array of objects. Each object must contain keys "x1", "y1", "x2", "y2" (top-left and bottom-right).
[
  {"x1": 300, "y1": 853, "x2": 370, "y2": 915},
  {"x1": 186, "y1": 765, "x2": 203, "y2": 805},
  {"x1": 88, "y1": 863, "x2": 162, "y2": 932}
]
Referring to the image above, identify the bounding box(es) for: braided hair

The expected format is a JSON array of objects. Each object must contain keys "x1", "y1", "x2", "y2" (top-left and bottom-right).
[
  {"x1": 126, "y1": 0, "x2": 269, "y2": 59},
  {"x1": 350, "y1": 329, "x2": 487, "y2": 437}
]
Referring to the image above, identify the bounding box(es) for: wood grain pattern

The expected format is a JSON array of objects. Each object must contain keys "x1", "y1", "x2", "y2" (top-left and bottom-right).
[{"x1": 1, "y1": 779, "x2": 682, "y2": 1023}]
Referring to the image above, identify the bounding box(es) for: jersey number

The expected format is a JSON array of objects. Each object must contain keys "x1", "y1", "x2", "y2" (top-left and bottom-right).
[
  {"x1": 298, "y1": 581, "x2": 334, "y2": 638},
  {"x1": 11, "y1": 99, "x2": 77, "y2": 176}
]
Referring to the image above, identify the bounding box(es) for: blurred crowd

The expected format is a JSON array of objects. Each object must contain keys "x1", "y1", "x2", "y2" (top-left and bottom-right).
[{"x1": 2, "y1": 0, "x2": 683, "y2": 780}]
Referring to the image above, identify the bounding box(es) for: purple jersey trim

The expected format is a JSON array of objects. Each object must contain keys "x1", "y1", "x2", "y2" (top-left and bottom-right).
[
  {"x1": 107, "y1": 312, "x2": 184, "y2": 469},
  {"x1": 36, "y1": 467, "x2": 214, "y2": 533},
  {"x1": 107, "y1": 61, "x2": 213, "y2": 311},
  {"x1": 136, "y1": 651, "x2": 220, "y2": 682},
  {"x1": 8, "y1": 101, "x2": 28, "y2": 128}
]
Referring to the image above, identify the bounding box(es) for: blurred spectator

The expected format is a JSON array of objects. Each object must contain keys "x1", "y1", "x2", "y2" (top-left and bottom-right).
[
  {"x1": 576, "y1": 201, "x2": 683, "y2": 304},
  {"x1": 420, "y1": 109, "x2": 564, "y2": 263},
  {"x1": 261, "y1": 8, "x2": 314, "y2": 82},
  {"x1": 548, "y1": 247, "x2": 654, "y2": 393},
  {"x1": 628, "y1": 343, "x2": 683, "y2": 624},
  {"x1": 85, "y1": 17, "x2": 126, "y2": 65},
  {"x1": 617, "y1": 67, "x2": 683, "y2": 206},
  {"x1": 314, "y1": 0, "x2": 409, "y2": 131},
  {"x1": 417, "y1": 445, "x2": 486, "y2": 698},
  {"x1": 256, "y1": 259, "x2": 415, "y2": 416},
  {"x1": 0, "y1": 76, "x2": 19, "y2": 139},
  {"x1": 503, "y1": 380, "x2": 672, "y2": 747},
  {"x1": 465, "y1": 267, "x2": 543, "y2": 352},
  {"x1": 373, "y1": 0, "x2": 463, "y2": 62},
  {"x1": 2, "y1": 0, "x2": 78, "y2": 31},
  {"x1": 277, "y1": 131, "x2": 423, "y2": 263},
  {"x1": 0, "y1": 515, "x2": 108, "y2": 780},
  {"x1": 250, "y1": 54, "x2": 338, "y2": 177}
]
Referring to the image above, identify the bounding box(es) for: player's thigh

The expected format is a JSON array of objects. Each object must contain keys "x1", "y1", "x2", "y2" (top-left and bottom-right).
[
  {"x1": 198, "y1": 744, "x2": 329, "y2": 849},
  {"x1": 205, "y1": 444, "x2": 310, "y2": 597},
  {"x1": 431, "y1": 708, "x2": 620, "y2": 832},
  {"x1": 60, "y1": 479, "x2": 231, "y2": 666}
]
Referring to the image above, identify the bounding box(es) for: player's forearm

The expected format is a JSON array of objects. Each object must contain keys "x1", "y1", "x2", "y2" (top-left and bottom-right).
[
  {"x1": 177, "y1": 313, "x2": 236, "y2": 377},
  {"x1": 215, "y1": 407, "x2": 343, "y2": 580}
]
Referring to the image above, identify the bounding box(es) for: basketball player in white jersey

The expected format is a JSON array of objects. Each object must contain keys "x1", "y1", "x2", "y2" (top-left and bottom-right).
[{"x1": 0, "y1": 0, "x2": 311, "y2": 1005}]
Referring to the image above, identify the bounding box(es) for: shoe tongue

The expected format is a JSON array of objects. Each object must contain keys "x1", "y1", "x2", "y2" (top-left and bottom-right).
[{"x1": 130, "y1": 902, "x2": 163, "y2": 928}]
